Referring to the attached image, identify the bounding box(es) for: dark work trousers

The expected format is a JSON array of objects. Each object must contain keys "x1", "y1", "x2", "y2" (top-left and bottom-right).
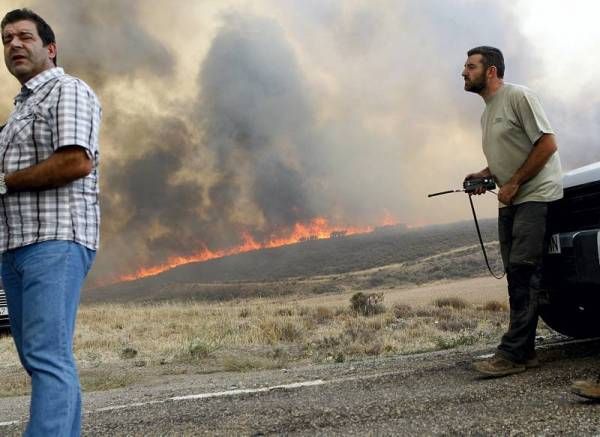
[{"x1": 497, "y1": 201, "x2": 548, "y2": 363}]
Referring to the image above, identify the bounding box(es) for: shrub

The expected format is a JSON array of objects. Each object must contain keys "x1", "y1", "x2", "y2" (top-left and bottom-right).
[
  {"x1": 314, "y1": 335, "x2": 342, "y2": 349},
  {"x1": 350, "y1": 292, "x2": 386, "y2": 316},
  {"x1": 482, "y1": 300, "x2": 507, "y2": 312},
  {"x1": 392, "y1": 303, "x2": 414, "y2": 319},
  {"x1": 187, "y1": 338, "x2": 218, "y2": 359},
  {"x1": 221, "y1": 355, "x2": 277, "y2": 372},
  {"x1": 432, "y1": 297, "x2": 469, "y2": 310},
  {"x1": 364, "y1": 342, "x2": 383, "y2": 356},
  {"x1": 415, "y1": 306, "x2": 453, "y2": 319},
  {"x1": 414, "y1": 307, "x2": 438, "y2": 317},
  {"x1": 120, "y1": 347, "x2": 138, "y2": 359},
  {"x1": 313, "y1": 306, "x2": 334, "y2": 324},
  {"x1": 436, "y1": 318, "x2": 478, "y2": 332},
  {"x1": 260, "y1": 319, "x2": 304, "y2": 343},
  {"x1": 297, "y1": 306, "x2": 311, "y2": 316},
  {"x1": 275, "y1": 308, "x2": 294, "y2": 317},
  {"x1": 435, "y1": 333, "x2": 480, "y2": 349},
  {"x1": 279, "y1": 321, "x2": 303, "y2": 342}
]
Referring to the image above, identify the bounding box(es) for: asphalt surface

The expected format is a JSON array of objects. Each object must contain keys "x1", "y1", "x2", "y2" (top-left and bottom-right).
[{"x1": 1, "y1": 338, "x2": 599, "y2": 436}]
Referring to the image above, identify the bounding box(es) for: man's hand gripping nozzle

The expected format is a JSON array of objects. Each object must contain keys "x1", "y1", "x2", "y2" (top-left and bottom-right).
[
  {"x1": 428, "y1": 177, "x2": 496, "y2": 198},
  {"x1": 427, "y1": 177, "x2": 503, "y2": 279}
]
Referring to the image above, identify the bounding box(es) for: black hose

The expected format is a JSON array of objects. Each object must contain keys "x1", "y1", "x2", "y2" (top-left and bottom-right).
[{"x1": 468, "y1": 193, "x2": 505, "y2": 279}]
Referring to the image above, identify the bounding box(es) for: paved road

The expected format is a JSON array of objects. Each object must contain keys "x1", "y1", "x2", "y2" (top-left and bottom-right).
[{"x1": 1, "y1": 339, "x2": 599, "y2": 436}]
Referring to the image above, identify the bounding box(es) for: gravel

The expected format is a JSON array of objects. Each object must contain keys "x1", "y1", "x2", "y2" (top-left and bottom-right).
[{"x1": 1, "y1": 338, "x2": 598, "y2": 436}]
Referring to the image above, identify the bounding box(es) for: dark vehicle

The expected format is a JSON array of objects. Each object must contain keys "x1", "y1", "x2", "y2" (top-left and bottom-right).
[
  {"x1": 0, "y1": 287, "x2": 9, "y2": 331},
  {"x1": 541, "y1": 161, "x2": 600, "y2": 338}
]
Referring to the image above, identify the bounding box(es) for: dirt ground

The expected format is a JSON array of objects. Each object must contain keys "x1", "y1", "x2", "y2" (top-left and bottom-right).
[{"x1": 298, "y1": 276, "x2": 507, "y2": 308}]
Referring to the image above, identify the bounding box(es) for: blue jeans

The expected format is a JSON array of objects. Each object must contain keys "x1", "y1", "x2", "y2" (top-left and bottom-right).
[{"x1": 2, "y1": 241, "x2": 95, "y2": 437}]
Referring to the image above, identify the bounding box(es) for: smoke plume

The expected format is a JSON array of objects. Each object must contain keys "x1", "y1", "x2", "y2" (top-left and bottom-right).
[{"x1": 0, "y1": 1, "x2": 597, "y2": 285}]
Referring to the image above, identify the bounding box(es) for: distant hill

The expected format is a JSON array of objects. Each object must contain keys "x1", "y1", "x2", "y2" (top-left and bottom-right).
[{"x1": 83, "y1": 219, "x2": 498, "y2": 304}]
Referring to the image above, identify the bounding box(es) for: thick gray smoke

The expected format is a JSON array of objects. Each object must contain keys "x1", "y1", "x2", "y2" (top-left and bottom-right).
[
  {"x1": 199, "y1": 14, "x2": 321, "y2": 235},
  {"x1": 0, "y1": 1, "x2": 596, "y2": 285},
  {"x1": 38, "y1": 0, "x2": 174, "y2": 86},
  {"x1": 92, "y1": 13, "x2": 329, "y2": 282},
  {"x1": 90, "y1": 11, "x2": 333, "y2": 282}
]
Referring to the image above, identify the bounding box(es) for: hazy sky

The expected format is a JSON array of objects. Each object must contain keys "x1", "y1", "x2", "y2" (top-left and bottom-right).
[{"x1": 1, "y1": 0, "x2": 599, "y2": 284}]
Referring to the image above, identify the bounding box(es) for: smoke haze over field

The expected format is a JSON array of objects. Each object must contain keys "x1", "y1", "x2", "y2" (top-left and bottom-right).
[{"x1": 0, "y1": 0, "x2": 599, "y2": 284}]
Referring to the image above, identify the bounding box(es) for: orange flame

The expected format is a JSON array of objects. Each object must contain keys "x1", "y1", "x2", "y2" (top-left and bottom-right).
[
  {"x1": 119, "y1": 215, "x2": 399, "y2": 282},
  {"x1": 380, "y1": 209, "x2": 397, "y2": 226}
]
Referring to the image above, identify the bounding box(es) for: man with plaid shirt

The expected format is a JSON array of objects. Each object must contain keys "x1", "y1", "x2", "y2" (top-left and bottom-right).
[{"x1": 1, "y1": 9, "x2": 100, "y2": 436}]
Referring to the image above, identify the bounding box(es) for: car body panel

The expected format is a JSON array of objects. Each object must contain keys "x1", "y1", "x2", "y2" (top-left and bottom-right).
[{"x1": 541, "y1": 161, "x2": 600, "y2": 337}]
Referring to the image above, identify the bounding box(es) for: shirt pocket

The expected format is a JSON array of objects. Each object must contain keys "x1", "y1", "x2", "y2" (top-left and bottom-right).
[
  {"x1": 11, "y1": 105, "x2": 51, "y2": 144},
  {"x1": 6, "y1": 107, "x2": 34, "y2": 145},
  {"x1": 2, "y1": 122, "x2": 52, "y2": 174}
]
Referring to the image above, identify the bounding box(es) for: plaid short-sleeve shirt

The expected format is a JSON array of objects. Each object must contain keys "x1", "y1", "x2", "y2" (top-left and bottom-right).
[{"x1": 0, "y1": 67, "x2": 101, "y2": 252}]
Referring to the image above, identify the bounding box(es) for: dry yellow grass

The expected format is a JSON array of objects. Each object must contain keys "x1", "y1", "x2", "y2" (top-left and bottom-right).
[
  {"x1": 0, "y1": 293, "x2": 506, "y2": 370},
  {"x1": 0, "y1": 279, "x2": 554, "y2": 397}
]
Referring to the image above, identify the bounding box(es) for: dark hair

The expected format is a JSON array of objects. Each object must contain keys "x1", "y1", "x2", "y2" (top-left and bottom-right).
[
  {"x1": 1, "y1": 8, "x2": 57, "y2": 66},
  {"x1": 467, "y1": 46, "x2": 504, "y2": 78}
]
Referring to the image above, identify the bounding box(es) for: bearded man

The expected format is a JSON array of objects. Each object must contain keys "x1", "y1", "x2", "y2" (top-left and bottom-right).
[{"x1": 462, "y1": 46, "x2": 562, "y2": 377}]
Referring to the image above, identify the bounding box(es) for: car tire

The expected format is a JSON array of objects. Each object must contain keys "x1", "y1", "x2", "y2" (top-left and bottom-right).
[{"x1": 539, "y1": 288, "x2": 600, "y2": 338}]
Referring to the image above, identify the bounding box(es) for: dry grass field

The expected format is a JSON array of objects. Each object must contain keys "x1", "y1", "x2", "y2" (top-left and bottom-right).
[
  {"x1": 0, "y1": 276, "x2": 555, "y2": 398},
  {"x1": 0, "y1": 222, "x2": 529, "y2": 397}
]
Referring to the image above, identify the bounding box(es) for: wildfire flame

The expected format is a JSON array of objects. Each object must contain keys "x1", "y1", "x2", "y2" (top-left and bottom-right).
[{"x1": 119, "y1": 216, "x2": 398, "y2": 282}]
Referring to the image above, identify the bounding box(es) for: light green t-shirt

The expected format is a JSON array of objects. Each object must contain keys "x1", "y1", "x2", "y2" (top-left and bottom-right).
[{"x1": 481, "y1": 83, "x2": 563, "y2": 207}]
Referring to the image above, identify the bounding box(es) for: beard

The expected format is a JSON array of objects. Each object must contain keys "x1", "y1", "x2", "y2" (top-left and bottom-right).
[{"x1": 464, "y1": 72, "x2": 487, "y2": 93}]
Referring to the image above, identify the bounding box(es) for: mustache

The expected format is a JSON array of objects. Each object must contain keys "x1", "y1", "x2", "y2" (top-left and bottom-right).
[{"x1": 8, "y1": 49, "x2": 28, "y2": 57}]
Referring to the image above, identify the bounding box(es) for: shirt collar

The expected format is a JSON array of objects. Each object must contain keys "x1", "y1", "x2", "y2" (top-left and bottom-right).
[
  {"x1": 484, "y1": 83, "x2": 506, "y2": 105},
  {"x1": 14, "y1": 67, "x2": 64, "y2": 105}
]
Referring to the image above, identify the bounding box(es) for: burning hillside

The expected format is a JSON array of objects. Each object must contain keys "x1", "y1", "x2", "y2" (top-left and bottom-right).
[{"x1": 120, "y1": 216, "x2": 395, "y2": 282}]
